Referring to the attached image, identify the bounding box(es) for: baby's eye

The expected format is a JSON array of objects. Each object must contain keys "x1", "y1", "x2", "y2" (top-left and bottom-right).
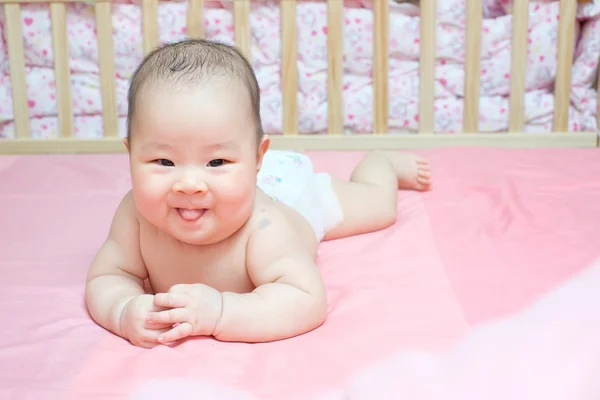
[
  {"x1": 207, "y1": 159, "x2": 226, "y2": 167},
  {"x1": 156, "y1": 159, "x2": 174, "y2": 167}
]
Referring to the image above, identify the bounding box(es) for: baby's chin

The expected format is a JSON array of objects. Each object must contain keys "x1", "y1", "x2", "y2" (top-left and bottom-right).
[
  {"x1": 167, "y1": 228, "x2": 226, "y2": 247},
  {"x1": 165, "y1": 220, "x2": 244, "y2": 246}
]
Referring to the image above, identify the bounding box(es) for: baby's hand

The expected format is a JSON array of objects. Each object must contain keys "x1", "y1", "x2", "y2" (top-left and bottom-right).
[
  {"x1": 148, "y1": 284, "x2": 223, "y2": 344},
  {"x1": 119, "y1": 294, "x2": 172, "y2": 348}
]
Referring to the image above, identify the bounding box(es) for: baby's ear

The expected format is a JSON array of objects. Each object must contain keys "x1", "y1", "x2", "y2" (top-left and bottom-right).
[
  {"x1": 123, "y1": 138, "x2": 130, "y2": 153},
  {"x1": 256, "y1": 135, "x2": 270, "y2": 172}
]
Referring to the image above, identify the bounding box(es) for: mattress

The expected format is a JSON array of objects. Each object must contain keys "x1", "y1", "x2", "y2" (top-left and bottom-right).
[
  {"x1": 1, "y1": 147, "x2": 600, "y2": 399},
  {"x1": 0, "y1": 0, "x2": 599, "y2": 138}
]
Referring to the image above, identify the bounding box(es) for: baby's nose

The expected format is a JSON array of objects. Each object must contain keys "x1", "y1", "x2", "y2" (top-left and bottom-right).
[{"x1": 173, "y1": 169, "x2": 208, "y2": 194}]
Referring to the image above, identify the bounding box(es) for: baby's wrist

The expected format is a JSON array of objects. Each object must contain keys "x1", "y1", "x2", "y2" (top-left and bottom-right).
[
  {"x1": 210, "y1": 292, "x2": 224, "y2": 337},
  {"x1": 115, "y1": 295, "x2": 136, "y2": 338},
  {"x1": 196, "y1": 285, "x2": 223, "y2": 337}
]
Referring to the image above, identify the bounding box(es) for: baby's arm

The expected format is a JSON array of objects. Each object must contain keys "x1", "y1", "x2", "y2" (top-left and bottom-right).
[
  {"x1": 85, "y1": 191, "x2": 147, "y2": 337},
  {"x1": 214, "y1": 209, "x2": 328, "y2": 342}
]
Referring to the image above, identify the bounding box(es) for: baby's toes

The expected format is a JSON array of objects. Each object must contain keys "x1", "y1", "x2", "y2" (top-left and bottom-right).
[
  {"x1": 417, "y1": 175, "x2": 431, "y2": 184},
  {"x1": 415, "y1": 157, "x2": 430, "y2": 167},
  {"x1": 416, "y1": 169, "x2": 432, "y2": 190},
  {"x1": 417, "y1": 167, "x2": 432, "y2": 181},
  {"x1": 415, "y1": 180, "x2": 431, "y2": 191}
]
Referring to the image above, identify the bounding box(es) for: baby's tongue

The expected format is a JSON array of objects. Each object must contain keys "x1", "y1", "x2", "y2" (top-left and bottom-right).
[{"x1": 179, "y1": 208, "x2": 204, "y2": 221}]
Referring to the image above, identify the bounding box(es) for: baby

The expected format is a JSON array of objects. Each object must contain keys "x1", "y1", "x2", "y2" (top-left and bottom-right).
[{"x1": 85, "y1": 39, "x2": 432, "y2": 348}]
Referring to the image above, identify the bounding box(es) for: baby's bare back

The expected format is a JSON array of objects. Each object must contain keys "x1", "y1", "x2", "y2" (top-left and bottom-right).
[{"x1": 139, "y1": 189, "x2": 319, "y2": 295}]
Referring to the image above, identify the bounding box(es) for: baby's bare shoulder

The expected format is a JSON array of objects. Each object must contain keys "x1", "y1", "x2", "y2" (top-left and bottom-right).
[
  {"x1": 109, "y1": 190, "x2": 140, "y2": 240},
  {"x1": 246, "y1": 205, "x2": 312, "y2": 261},
  {"x1": 247, "y1": 204, "x2": 303, "y2": 246},
  {"x1": 244, "y1": 204, "x2": 322, "y2": 292},
  {"x1": 254, "y1": 195, "x2": 319, "y2": 249},
  {"x1": 87, "y1": 190, "x2": 147, "y2": 282}
]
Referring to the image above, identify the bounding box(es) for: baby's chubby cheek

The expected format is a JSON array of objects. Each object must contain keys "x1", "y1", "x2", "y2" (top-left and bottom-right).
[
  {"x1": 214, "y1": 172, "x2": 257, "y2": 201},
  {"x1": 131, "y1": 171, "x2": 168, "y2": 196},
  {"x1": 130, "y1": 180, "x2": 170, "y2": 215},
  {"x1": 211, "y1": 184, "x2": 256, "y2": 221}
]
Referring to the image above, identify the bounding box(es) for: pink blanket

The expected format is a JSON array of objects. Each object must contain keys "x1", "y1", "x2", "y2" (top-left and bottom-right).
[
  {"x1": 0, "y1": 148, "x2": 599, "y2": 399},
  {"x1": 334, "y1": 256, "x2": 600, "y2": 400}
]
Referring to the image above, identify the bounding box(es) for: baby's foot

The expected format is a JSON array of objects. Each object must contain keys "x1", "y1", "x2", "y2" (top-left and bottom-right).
[{"x1": 391, "y1": 152, "x2": 432, "y2": 191}]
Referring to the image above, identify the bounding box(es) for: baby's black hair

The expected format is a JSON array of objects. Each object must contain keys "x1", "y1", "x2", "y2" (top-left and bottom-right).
[{"x1": 126, "y1": 38, "x2": 263, "y2": 142}]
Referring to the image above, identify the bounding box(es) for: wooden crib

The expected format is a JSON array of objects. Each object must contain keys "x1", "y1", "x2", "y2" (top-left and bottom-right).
[{"x1": 0, "y1": 0, "x2": 598, "y2": 154}]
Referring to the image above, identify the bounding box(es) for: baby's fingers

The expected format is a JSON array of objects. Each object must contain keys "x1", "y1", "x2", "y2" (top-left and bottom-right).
[
  {"x1": 132, "y1": 327, "x2": 171, "y2": 348},
  {"x1": 158, "y1": 322, "x2": 193, "y2": 344},
  {"x1": 154, "y1": 292, "x2": 189, "y2": 308},
  {"x1": 147, "y1": 308, "x2": 189, "y2": 325}
]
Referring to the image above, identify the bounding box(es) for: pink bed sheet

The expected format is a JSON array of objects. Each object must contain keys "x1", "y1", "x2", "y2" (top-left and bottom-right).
[{"x1": 0, "y1": 147, "x2": 599, "y2": 399}]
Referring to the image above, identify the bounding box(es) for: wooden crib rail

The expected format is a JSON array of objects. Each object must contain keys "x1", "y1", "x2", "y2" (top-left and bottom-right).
[
  {"x1": 4, "y1": 4, "x2": 29, "y2": 139},
  {"x1": 96, "y1": 2, "x2": 119, "y2": 137},
  {"x1": 50, "y1": 2, "x2": 74, "y2": 138},
  {"x1": 418, "y1": 0, "x2": 435, "y2": 134},
  {"x1": 554, "y1": 0, "x2": 577, "y2": 132},
  {"x1": 463, "y1": 0, "x2": 482, "y2": 133},
  {"x1": 0, "y1": 0, "x2": 598, "y2": 154},
  {"x1": 373, "y1": 0, "x2": 389, "y2": 135},
  {"x1": 281, "y1": 0, "x2": 298, "y2": 136},
  {"x1": 508, "y1": 0, "x2": 529, "y2": 132}
]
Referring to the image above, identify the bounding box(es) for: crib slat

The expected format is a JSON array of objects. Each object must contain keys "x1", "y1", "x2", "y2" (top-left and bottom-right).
[
  {"x1": 327, "y1": 0, "x2": 343, "y2": 135},
  {"x1": 373, "y1": 0, "x2": 388, "y2": 134},
  {"x1": 373, "y1": 1, "x2": 389, "y2": 135},
  {"x1": 419, "y1": 0, "x2": 436, "y2": 134},
  {"x1": 597, "y1": 57, "x2": 600, "y2": 133},
  {"x1": 0, "y1": 0, "x2": 109, "y2": 3},
  {"x1": 281, "y1": 0, "x2": 298, "y2": 135},
  {"x1": 142, "y1": 0, "x2": 159, "y2": 55},
  {"x1": 508, "y1": 0, "x2": 529, "y2": 132},
  {"x1": 187, "y1": 0, "x2": 204, "y2": 39},
  {"x1": 553, "y1": 0, "x2": 576, "y2": 132},
  {"x1": 4, "y1": 4, "x2": 30, "y2": 138},
  {"x1": 0, "y1": 0, "x2": 109, "y2": 2},
  {"x1": 234, "y1": 0, "x2": 251, "y2": 62},
  {"x1": 0, "y1": 0, "x2": 588, "y2": 4},
  {"x1": 95, "y1": 2, "x2": 119, "y2": 137},
  {"x1": 463, "y1": 0, "x2": 482, "y2": 133},
  {"x1": 51, "y1": 3, "x2": 74, "y2": 138}
]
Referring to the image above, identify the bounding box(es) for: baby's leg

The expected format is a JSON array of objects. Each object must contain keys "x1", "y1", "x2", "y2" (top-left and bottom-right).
[{"x1": 324, "y1": 151, "x2": 431, "y2": 240}]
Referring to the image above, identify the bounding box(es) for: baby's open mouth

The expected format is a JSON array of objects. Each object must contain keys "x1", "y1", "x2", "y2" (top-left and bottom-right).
[{"x1": 176, "y1": 208, "x2": 206, "y2": 222}]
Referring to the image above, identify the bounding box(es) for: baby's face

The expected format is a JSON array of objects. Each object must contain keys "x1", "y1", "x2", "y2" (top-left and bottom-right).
[{"x1": 126, "y1": 82, "x2": 268, "y2": 245}]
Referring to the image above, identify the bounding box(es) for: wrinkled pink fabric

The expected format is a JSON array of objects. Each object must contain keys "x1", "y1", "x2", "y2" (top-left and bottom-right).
[
  {"x1": 0, "y1": 148, "x2": 599, "y2": 399},
  {"x1": 337, "y1": 257, "x2": 600, "y2": 400}
]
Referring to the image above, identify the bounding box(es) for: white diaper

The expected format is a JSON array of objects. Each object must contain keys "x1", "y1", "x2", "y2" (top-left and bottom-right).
[{"x1": 257, "y1": 150, "x2": 344, "y2": 242}]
